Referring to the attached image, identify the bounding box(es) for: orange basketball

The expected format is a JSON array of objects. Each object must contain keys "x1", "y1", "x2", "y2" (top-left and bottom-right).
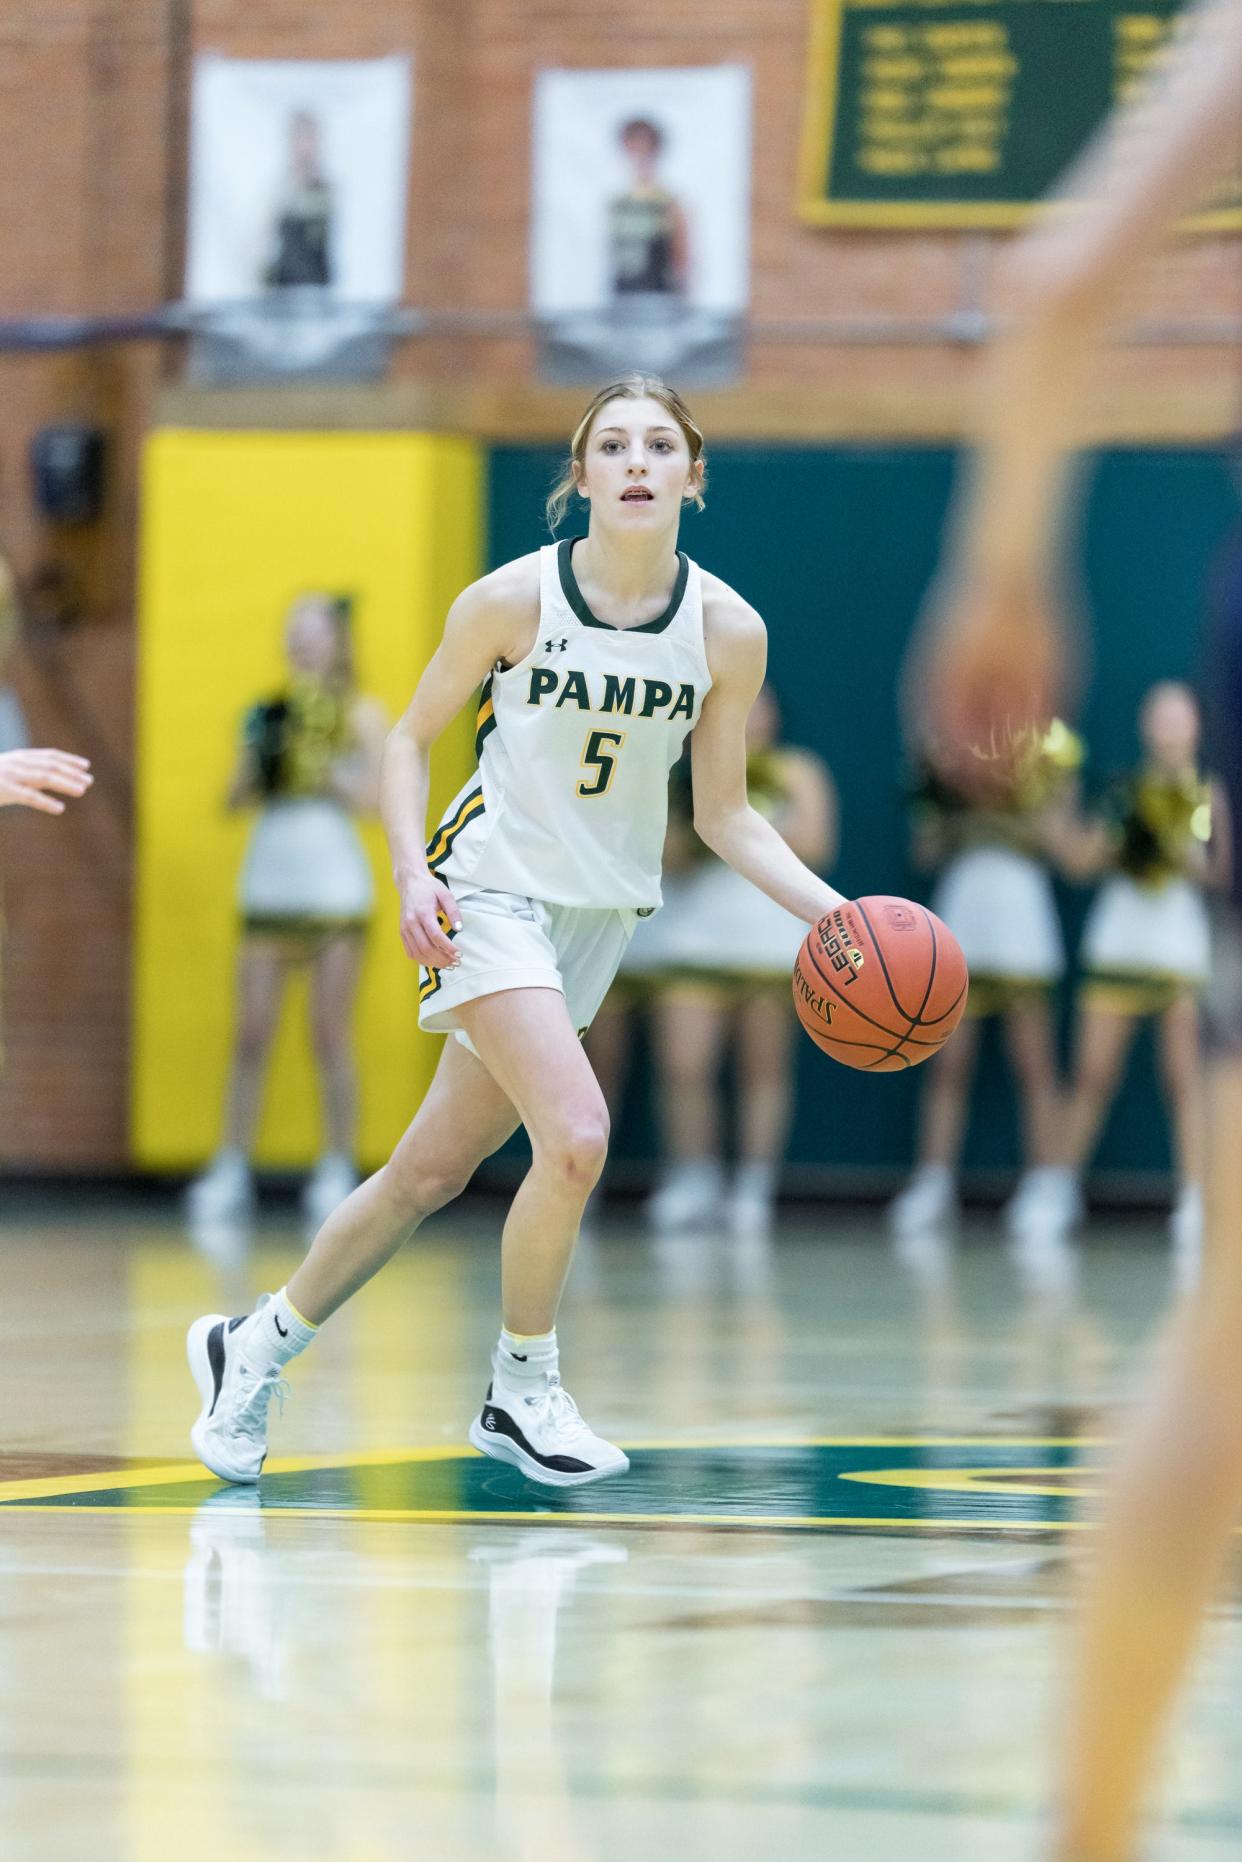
[{"x1": 792, "y1": 896, "x2": 969, "y2": 1072}]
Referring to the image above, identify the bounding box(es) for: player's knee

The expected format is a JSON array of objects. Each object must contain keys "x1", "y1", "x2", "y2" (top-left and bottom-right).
[
  {"x1": 543, "y1": 1112, "x2": 610, "y2": 1190},
  {"x1": 383, "y1": 1149, "x2": 474, "y2": 1218}
]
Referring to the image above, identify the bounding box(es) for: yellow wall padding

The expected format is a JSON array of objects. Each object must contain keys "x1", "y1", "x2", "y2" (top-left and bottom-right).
[{"x1": 132, "y1": 429, "x2": 481, "y2": 1170}]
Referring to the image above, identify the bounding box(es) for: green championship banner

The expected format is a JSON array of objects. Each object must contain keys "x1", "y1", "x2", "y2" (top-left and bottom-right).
[{"x1": 800, "y1": 0, "x2": 1242, "y2": 229}]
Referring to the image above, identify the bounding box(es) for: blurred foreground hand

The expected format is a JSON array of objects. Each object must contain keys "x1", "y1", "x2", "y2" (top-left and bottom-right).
[
  {"x1": 908, "y1": 561, "x2": 1075, "y2": 799},
  {"x1": 0, "y1": 748, "x2": 92, "y2": 815}
]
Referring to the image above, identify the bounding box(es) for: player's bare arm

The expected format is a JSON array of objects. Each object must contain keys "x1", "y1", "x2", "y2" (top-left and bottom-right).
[
  {"x1": 382, "y1": 554, "x2": 540, "y2": 969},
  {"x1": 0, "y1": 747, "x2": 92, "y2": 815},
  {"x1": 913, "y1": 0, "x2": 1242, "y2": 768},
  {"x1": 693, "y1": 579, "x2": 843, "y2": 923}
]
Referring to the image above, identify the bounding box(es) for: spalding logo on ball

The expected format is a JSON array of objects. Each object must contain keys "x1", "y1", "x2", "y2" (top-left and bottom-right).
[{"x1": 793, "y1": 895, "x2": 969, "y2": 1071}]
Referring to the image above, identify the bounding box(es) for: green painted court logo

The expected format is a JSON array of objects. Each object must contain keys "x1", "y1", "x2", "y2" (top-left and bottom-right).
[{"x1": 0, "y1": 1439, "x2": 1104, "y2": 1532}]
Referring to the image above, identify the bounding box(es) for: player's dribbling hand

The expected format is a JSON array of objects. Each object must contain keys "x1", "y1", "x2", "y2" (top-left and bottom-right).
[
  {"x1": 0, "y1": 748, "x2": 93, "y2": 814},
  {"x1": 398, "y1": 874, "x2": 462, "y2": 968},
  {"x1": 905, "y1": 563, "x2": 1073, "y2": 799}
]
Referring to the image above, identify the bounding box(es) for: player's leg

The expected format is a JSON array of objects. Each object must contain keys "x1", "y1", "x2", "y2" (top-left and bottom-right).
[
  {"x1": 645, "y1": 980, "x2": 730, "y2": 1230},
  {"x1": 188, "y1": 1033, "x2": 520, "y2": 1482},
  {"x1": 1053, "y1": 1051, "x2": 1242, "y2": 1862},
  {"x1": 888, "y1": 1010, "x2": 980, "y2": 1236},
  {"x1": 456, "y1": 986, "x2": 608, "y2": 1331},
  {"x1": 290, "y1": 1034, "x2": 521, "y2": 1322},
  {"x1": 187, "y1": 938, "x2": 288, "y2": 1222},
  {"x1": 731, "y1": 985, "x2": 797, "y2": 1235},
  {"x1": 453, "y1": 984, "x2": 629, "y2": 1486},
  {"x1": 1156, "y1": 993, "x2": 1205, "y2": 1279},
  {"x1": 302, "y1": 929, "x2": 366, "y2": 1224}
]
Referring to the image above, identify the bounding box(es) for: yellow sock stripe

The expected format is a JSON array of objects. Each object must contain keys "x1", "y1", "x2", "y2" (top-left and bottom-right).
[
  {"x1": 425, "y1": 785, "x2": 484, "y2": 867},
  {"x1": 282, "y1": 1291, "x2": 319, "y2": 1332}
]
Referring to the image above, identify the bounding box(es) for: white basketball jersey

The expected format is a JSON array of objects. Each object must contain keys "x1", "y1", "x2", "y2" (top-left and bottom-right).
[{"x1": 427, "y1": 540, "x2": 712, "y2": 910}]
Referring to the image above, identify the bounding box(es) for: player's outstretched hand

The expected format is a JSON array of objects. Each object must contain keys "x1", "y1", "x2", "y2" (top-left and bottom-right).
[
  {"x1": 0, "y1": 747, "x2": 93, "y2": 815},
  {"x1": 398, "y1": 873, "x2": 462, "y2": 968},
  {"x1": 905, "y1": 562, "x2": 1072, "y2": 797}
]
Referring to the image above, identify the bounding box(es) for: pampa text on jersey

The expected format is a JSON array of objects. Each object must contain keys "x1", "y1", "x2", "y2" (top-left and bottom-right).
[{"x1": 527, "y1": 666, "x2": 697, "y2": 720}]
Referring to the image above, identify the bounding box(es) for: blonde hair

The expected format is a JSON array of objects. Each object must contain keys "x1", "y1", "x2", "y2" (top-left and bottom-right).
[{"x1": 545, "y1": 374, "x2": 707, "y2": 531}]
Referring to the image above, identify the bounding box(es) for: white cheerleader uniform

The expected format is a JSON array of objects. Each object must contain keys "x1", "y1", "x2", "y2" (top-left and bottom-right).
[
  {"x1": 662, "y1": 859, "x2": 807, "y2": 982},
  {"x1": 240, "y1": 798, "x2": 373, "y2": 934},
  {"x1": 932, "y1": 845, "x2": 1065, "y2": 992},
  {"x1": 419, "y1": 540, "x2": 712, "y2": 1048},
  {"x1": 238, "y1": 683, "x2": 374, "y2": 945},
  {"x1": 1081, "y1": 874, "x2": 1210, "y2": 992},
  {"x1": 1078, "y1": 769, "x2": 1211, "y2": 1008}
]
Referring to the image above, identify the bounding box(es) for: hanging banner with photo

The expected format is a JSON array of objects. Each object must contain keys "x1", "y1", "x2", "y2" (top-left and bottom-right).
[
  {"x1": 185, "y1": 54, "x2": 412, "y2": 383},
  {"x1": 531, "y1": 66, "x2": 751, "y2": 387}
]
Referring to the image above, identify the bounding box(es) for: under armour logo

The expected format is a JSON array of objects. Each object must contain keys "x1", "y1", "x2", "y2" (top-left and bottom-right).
[{"x1": 544, "y1": 637, "x2": 569, "y2": 654}]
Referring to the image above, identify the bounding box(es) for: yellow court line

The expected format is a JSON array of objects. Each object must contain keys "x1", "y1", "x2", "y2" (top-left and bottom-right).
[
  {"x1": 0, "y1": 1444, "x2": 471, "y2": 1505},
  {"x1": 0, "y1": 1504, "x2": 1094, "y2": 1531},
  {"x1": 0, "y1": 1437, "x2": 1104, "y2": 1506},
  {"x1": 842, "y1": 1467, "x2": 1101, "y2": 1499}
]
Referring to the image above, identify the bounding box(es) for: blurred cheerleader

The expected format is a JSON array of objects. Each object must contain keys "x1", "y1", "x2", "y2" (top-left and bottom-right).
[
  {"x1": 1044, "y1": 683, "x2": 1218, "y2": 1272},
  {"x1": 888, "y1": 719, "x2": 1081, "y2": 1241},
  {"x1": 187, "y1": 594, "x2": 386, "y2": 1232},
  {"x1": 644, "y1": 684, "x2": 837, "y2": 1236}
]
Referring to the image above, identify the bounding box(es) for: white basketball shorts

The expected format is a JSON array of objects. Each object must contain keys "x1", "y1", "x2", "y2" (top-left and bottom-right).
[{"x1": 418, "y1": 886, "x2": 641, "y2": 1055}]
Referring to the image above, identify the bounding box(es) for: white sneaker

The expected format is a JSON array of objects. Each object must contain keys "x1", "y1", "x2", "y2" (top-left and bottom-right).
[
  {"x1": 469, "y1": 1372, "x2": 630, "y2": 1488},
  {"x1": 301, "y1": 1153, "x2": 359, "y2": 1231},
  {"x1": 1011, "y1": 1225, "x2": 1080, "y2": 1298},
  {"x1": 888, "y1": 1164, "x2": 957, "y2": 1238},
  {"x1": 187, "y1": 1298, "x2": 289, "y2": 1484},
  {"x1": 726, "y1": 1185, "x2": 775, "y2": 1239},
  {"x1": 645, "y1": 1160, "x2": 725, "y2": 1233},
  {"x1": 1171, "y1": 1183, "x2": 1204, "y2": 1292},
  {"x1": 1003, "y1": 1167, "x2": 1082, "y2": 1241},
  {"x1": 186, "y1": 1150, "x2": 255, "y2": 1226}
]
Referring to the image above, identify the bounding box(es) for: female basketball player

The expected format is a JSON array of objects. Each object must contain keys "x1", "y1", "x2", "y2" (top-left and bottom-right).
[
  {"x1": 187, "y1": 376, "x2": 845, "y2": 1489},
  {"x1": 187, "y1": 594, "x2": 387, "y2": 1232},
  {"x1": 1044, "y1": 683, "x2": 1216, "y2": 1275},
  {"x1": 911, "y1": 3, "x2": 1242, "y2": 1855}
]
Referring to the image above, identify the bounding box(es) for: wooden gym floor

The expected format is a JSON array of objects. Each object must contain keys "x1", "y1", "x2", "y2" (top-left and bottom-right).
[{"x1": 2, "y1": 1196, "x2": 1240, "y2": 1861}]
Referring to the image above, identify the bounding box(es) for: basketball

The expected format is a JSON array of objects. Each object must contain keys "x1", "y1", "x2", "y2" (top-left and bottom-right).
[{"x1": 792, "y1": 896, "x2": 969, "y2": 1072}]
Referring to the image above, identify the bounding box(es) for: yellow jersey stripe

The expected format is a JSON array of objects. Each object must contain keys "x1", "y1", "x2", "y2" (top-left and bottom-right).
[{"x1": 425, "y1": 785, "x2": 484, "y2": 867}]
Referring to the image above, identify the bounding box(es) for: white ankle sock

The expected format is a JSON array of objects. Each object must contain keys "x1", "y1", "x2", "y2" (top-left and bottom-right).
[
  {"x1": 494, "y1": 1327, "x2": 558, "y2": 1396},
  {"x1": 242, "y1": 1286, "x2": 318, "y2": 1373}
]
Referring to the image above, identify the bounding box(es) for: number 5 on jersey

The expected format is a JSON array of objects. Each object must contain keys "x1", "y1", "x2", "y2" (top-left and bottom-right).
[{"x1": 577, "y1": 729, "x2": 626, "y2": 798}]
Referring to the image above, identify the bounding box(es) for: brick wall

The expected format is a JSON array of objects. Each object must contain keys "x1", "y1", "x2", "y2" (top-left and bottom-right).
[{"x1": 0, "y1": 0, "x2": 1237, "y2": 1169}]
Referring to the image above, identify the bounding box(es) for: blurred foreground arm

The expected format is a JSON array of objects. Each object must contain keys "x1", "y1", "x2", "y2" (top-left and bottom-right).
[{"x1": 915, "y1": 0, "x2": 1242, "y2": 770}]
